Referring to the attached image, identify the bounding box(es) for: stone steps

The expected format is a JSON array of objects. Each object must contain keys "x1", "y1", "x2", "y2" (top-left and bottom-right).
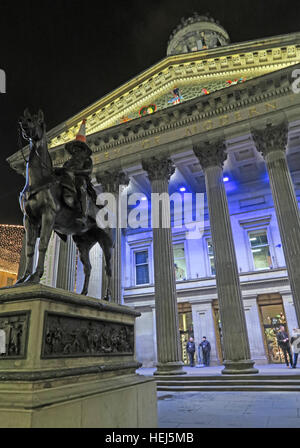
[
  {"x1": 157, "y1": 384, "x2": 300, "y2": 392},
  {"x1": 156, "y1": 374, "x2": 300, "y2": 392}
]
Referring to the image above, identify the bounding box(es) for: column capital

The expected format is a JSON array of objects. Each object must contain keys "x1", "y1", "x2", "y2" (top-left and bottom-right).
[
  {"x1": 193, "y1": 140, "x2": 227, "y2": 170},
  {"x1": 252, "y1": 122, "x2": 288, "y2": 158},
  {"x1": 142, "y1": 156, "x2": 175, "y2": 182},
  {"x1": 96, "y1": 170, "x2": 129, "y2": 193}
]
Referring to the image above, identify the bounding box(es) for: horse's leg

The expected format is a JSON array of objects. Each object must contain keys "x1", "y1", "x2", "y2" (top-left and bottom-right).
[
  {"x1": 98, "y1": 232, "x2": 113, "y2": 301},
  {"x1": 16, "y1": 215, "x2": 38, "y2": 284},
  {"x1": 73, "y1": 236, "x2": 94, "y2": 296},
  {"x1": 26, "y1": 210, "x2": 55, "y2": 283}
]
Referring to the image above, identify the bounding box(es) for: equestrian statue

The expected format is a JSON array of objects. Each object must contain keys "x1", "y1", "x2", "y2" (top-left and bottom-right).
[{"x1": 16, "y1": 109, "x2": 114, "y2": 300}]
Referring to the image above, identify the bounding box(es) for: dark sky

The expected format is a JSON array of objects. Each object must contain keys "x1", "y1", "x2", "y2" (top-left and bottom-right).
[{"x1": 1, "y1": 0, "x2": 300, "y2": 225}]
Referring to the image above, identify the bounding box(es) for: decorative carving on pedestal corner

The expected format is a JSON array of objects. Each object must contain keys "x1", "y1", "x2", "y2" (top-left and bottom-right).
[
  {"x1": 0, "y1": 312, "x2": 30, "y2": 359},
  {"x1": 41, "y1": 312, "x2": 134, "y2": 358},
  {"x1": 96, "y1": 170, "x2": 129, "y2": 194},
  {"x1": 142, "y1": 156, "x2": 175, "y2": 182},
  {"x1": 251, "y1": 122, "x2": 288, "y2": 158},
  {"x1": 193, "y1": 140, "x2": 227, "y2": 170}
]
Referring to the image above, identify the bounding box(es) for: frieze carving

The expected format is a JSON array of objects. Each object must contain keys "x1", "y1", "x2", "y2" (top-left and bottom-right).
[
  {"x1": 42, "y1": 313, "x2": 134, "y2": 358},
  {"x1": 251, "y1": 122, "x2": 288, "y2": 158},
  {"x1": 193, "y1": 140, "x2": 227, "y2": 169},
  {"x1": 96, "y1": 170, "x2": 129, "y2": 193},
  {"x1": 142, "y1": 156, "x2": 175, "y2": 182},
  {"x1": 0, "y1": 312, "x2": 29, "y2": 358}
]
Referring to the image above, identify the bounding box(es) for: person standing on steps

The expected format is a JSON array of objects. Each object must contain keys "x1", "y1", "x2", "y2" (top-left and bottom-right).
[
  {"x1": 186, "y1": 336, "x2": 196, "y2": 367},
  {"x1": 200, "y1": 336, "x2": 211, "y2": 367},
  {"x1": 290, "y1": 328, "x2": 300, "y2": 368},
  {"x1": 277, "y1": 325, "x2": 293, "y2": 368}
]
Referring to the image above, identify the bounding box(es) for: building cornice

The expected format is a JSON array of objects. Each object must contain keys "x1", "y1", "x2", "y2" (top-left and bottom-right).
[
  {"x1": 7, "y1": 31, "x2": 300, "y2": 160},
  {"x1": 8, "y1": 62, "x2": 300, "y2": 176}
]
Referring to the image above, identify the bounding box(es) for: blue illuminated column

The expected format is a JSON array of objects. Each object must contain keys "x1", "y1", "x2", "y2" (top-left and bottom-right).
[
  {"x1": 142, "y1": 156, "x2": 185, "y2": 375},
  {"x1": 252, "y1": 122, "x2": 300, "y2": 326},
  {"x1": 194, "y1": 140, "x2": 258, "y2": 374}
]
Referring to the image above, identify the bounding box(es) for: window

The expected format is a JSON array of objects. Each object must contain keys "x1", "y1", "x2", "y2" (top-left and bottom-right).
[
  {"x1": 249, "y1": 229, "x2": 272, "y2": 270},
  {"x1": 174, "y1": 243, "x2": 187, "y2": 281},
  {"x1": 135, "y1": 250, "x2": 149, "y2": 285},
  {"x1": 207, "y1": 239, "x2": 216, "y2": 275}
]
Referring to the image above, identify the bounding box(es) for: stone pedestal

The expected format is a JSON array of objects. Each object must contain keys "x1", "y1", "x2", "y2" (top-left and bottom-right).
[{"x1": 0, "y1": 284, "x2": 157, "y2": 428}]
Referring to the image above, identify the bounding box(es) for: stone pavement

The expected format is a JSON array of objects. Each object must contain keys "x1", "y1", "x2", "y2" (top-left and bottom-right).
[
  {"x1": 137, "y1": 364, "x2": 300, "y2": 428},
  {"x1": 157, "y1": 390, "x2": 300, "y2": 428}
]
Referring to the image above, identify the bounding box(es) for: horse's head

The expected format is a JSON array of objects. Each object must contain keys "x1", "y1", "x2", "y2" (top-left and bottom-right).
[{"x1": 19, "y1": 109, "x2": 45, "y2": 143}]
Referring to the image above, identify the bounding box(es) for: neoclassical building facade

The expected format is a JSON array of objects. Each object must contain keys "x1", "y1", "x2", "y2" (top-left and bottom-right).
[{"x1": 9, "y1": 14, "x2": 300, "y2": 373}]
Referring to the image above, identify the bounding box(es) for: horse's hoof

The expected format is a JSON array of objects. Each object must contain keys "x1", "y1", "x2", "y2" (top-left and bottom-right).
[{"x1": 81, "y1": 289, "x2": 88, "y2": 296}]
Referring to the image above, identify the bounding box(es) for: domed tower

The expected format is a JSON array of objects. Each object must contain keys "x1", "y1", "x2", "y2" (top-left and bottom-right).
[{"x1": 167, "y1": 12, "x2": 230, "y2": 56}]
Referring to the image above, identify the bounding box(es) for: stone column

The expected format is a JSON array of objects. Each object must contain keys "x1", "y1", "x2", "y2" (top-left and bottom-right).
[
  {"x1": 194, "y1": 141, "x2": 258, "y2": 374},
  {"x1": 40, "y1": 232, "x2": 60, "y2": 287},
  {"x1": 282, "y1": 293, "x2": 299, "y2": 334},
  {"x1": 87, "y1": 243, "x2": 103, "y2": 299},
  {"x1": 243, "y1": 297, "x2": 268, "y2": 364},
  {"x1": 252, "y1": 122, "x2": 300, "y2": 326},
  {"x1": 142, "y1": 156, "x2": 185, "y2": 375},
  {"x1": 56, "y1": 236, "x2": 76, "y2": 291},
  {"x1": 97, "y1": 170, "x2": 129, "y2": 304}
]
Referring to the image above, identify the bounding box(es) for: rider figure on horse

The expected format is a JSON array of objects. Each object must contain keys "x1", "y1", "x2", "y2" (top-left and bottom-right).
[{"x1": 56, "y1": 119, "x2": 97, "y2": 224}]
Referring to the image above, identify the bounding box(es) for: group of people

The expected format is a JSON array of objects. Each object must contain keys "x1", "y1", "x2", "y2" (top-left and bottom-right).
[
  {"x1": 186, "y1": 336, "x2": 211, "y2": 367},
  {"x1": 277, "y1": 326, "x2": 300, "y2": 368},
  {"x1": 186, "y1": 326, "x2": 300, "y2": 369}
]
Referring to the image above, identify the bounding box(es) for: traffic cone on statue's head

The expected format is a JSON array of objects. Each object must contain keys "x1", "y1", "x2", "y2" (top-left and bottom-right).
[
  {"x1": 65, "y1": 118, "x2": 92, "y2": 156},
  {"x1": 76, "y1": 119, "x2": 87, "y2": 143}
]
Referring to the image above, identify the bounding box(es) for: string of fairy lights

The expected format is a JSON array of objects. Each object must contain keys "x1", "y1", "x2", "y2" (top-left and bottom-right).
[{"x1": 0, "y1": 225, "x2": 24, "y2": 274}]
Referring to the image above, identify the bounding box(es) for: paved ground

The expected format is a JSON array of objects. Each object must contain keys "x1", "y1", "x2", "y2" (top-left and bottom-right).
[
  {"x1": 137, "y1": 364, "x2": 300, "y2": 428},
  {"x1": 157, "y1": 390, "x2": 300, "y2": 428}
]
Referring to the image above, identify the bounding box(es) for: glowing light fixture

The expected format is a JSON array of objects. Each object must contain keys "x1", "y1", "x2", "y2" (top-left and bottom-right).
[
  {"x1": 223, "y1": 176, "x2": 229, "y2": 182},
  {"x1": 179, "y1": 186, "x2": 186, "y2": 192}
]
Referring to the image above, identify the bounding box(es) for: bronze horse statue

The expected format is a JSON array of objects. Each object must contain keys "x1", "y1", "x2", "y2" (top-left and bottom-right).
[{"x1": 16, "y1": 109, "x2": 114, "y2": 299}]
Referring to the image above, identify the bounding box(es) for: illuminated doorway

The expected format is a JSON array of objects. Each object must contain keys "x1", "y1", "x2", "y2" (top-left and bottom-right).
[
  {"x1": 257, "y1": 294, "x2": 288, "y2": 363},
  {"x1": 178, "y1": 302, "x2": 193, "y2": 365}
]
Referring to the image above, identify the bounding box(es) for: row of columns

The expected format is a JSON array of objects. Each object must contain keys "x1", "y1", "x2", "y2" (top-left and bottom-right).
[
  {"x1": 43, "y1": 120, "x2": 300, "y2": 376},
  {"x1": 139, "y1": 120, "x2": 300, "y2": 375}
]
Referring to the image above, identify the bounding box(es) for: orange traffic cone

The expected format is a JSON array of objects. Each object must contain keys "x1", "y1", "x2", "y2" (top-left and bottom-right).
[{"x1": 76, "y1": 119, "x2": 87, "y2": 143}]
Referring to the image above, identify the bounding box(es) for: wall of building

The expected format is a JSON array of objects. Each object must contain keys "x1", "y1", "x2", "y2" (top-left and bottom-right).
[{"x1": 123, "y1": 176, "x2": 300, "y2": 367}]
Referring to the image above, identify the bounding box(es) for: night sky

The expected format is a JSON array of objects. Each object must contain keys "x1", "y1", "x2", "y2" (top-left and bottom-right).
[{"x1": 1, "y1": 0, "x2": 300, "y2": 225}]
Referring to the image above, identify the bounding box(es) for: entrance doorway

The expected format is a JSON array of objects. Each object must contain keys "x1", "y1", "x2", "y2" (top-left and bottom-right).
[
  {"x1": 178, "y1": 302, "x2": 193, "y2": 365},
  {"x1": 257, "y1": 294, "x2": 288, "y2": 364}
]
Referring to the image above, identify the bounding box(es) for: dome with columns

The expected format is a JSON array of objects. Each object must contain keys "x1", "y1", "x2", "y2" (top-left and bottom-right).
[{"x1": 167, "y1": 12, "x2": 230, "y2": 56}]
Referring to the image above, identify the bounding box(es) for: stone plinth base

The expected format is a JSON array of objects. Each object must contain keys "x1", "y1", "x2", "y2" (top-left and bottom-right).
[
  {"x1": 154, "y1": 361, "x2": 186, "y2": 376},
  {"x1": 0, "y1": 371, "x2": 156, "y2": 428},
  {"x1": 222, "y1": 359, "x2": 259, "y2": 375},
  {"x1": 0, "y1": 284, "x2": 157, "y2": 428}
]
